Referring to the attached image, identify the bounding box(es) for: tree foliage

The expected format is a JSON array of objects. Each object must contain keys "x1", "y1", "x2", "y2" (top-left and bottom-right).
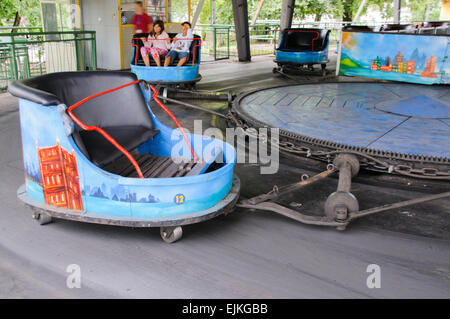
[
  {"x1": 193, "y1": 0, "x2": 443, "y2": 24},
  {"x1": 407, "y1": 0, "x2": 442, "y2": 21},
  {"x1": 0, "y1": 0, "x2": 41, "y2": 27}
]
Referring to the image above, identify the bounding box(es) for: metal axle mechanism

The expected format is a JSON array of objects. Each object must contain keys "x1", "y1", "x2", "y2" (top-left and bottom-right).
[
  {"x1": 324, "y1": 154, "x2": 360, "y2": 230},
  {"x1": 238, "y1": 153, "x2": 450, "y2": 230}
]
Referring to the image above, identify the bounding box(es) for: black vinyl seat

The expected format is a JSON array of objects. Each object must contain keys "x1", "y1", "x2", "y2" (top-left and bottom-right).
[
  {"x1": 79, "y1": 125, "x2": 159, "y2": 167},
  {"x1": 380, "y1": 24, "x2": 418, "y2": 33},
  {"x1": 342, "y1": 25, "x2": 381, "y2": 32},
  {"x1": 132, "y1": 32, "x2": 201, "y2": 66},
  {"x1": 277, "y1": 28, "x2": 330, "y2": 52},
  {"x1": 8, "y1": 71, "x2": 159, "y2": 167}
]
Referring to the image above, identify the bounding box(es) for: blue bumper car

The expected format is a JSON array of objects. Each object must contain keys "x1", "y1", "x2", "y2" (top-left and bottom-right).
[
  {"x1": 9, "y1": 71, "x2": 239, "y2": 243},
  {"x1": 131, "y1": 33, "x2": 202, "y2": 88},
  {"x1": 274, "y1": 28, "x2": 330, "y2": 76}
]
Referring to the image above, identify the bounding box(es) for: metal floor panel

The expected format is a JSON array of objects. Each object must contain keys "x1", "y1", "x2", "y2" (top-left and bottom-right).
[{"x1": 103, "y1": 154, "x2": 203, "y2": 178}]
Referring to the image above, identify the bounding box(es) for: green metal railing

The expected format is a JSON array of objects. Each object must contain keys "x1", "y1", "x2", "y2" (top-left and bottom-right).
[
  {"x1": 194, "y1": 23, "x2": 280, "y2": 60},
  {"x1": 0, "y1": 30, "x2": 96, "y2": 91},
  {"x1": 194, "y1": 21, "x2": 420, "y2": 60},
  {"x1": 194, "y1": 24, "x2": 231, "y2": 61},
  {"x1": 0, "y1": 26, "x2": 43, "y2": 32}
]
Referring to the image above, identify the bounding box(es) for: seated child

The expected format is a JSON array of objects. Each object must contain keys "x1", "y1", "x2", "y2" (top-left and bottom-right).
[
  {"x1": 164, "y1": 22, "x2": 193, "y2": 67},
  {"x1": 140, "y1": 20, "x2": 170, "y2": 67}
]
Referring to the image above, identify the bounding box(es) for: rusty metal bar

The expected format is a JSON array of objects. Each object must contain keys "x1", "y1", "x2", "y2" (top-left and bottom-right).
[
  {"x1": 243, "y1": 166, "x2": 336, "y2": 205},
  {"x1": 237, "y1": 201, "x2": 346, "y2": 226},
  {"x1": 350, "y1": 191, "x2": 450, "y2": 220},
  {"x1": 337, "y1": 161, "x2": 352, "y2": 193}
]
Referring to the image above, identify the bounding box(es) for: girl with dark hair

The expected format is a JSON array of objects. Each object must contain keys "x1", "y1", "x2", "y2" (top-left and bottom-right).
[{"x1": 140, "y1": 20, "x2": 170, "y2": 67}]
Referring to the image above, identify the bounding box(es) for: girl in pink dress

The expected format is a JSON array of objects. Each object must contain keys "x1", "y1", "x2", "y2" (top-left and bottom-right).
[{"x1": 140, "y1": 20, "x2": 170, "y2": 67}]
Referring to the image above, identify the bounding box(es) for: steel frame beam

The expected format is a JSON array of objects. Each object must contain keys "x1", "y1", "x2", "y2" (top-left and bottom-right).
[
  {"x1": 280, "y1": 0, "x2": 295, "y2": 30},
  {"x1": 231, "y1": 0, "x2": 251, "y2": 62}
]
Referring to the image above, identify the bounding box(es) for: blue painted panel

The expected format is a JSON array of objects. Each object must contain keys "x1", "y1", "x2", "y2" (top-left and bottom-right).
[
  {"x1": 131, "y1": 64, "x2": 199, "y2": 82},
  {"x1": 339, "y1": 31, "x2": 450, "y2": 85},
  {"x1": 275, "y1": 49, "x2": 328, "y2": 64}
]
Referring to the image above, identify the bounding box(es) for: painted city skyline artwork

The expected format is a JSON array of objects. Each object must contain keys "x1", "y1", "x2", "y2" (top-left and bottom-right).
[{"x1": 339, "y1": 31, "x2": 450, "y2": 85}]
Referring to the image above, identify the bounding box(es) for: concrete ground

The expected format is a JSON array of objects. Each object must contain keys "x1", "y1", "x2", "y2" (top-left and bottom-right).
[{"x1": 0, "y1": 55, "x2": 449, "y2": 298}]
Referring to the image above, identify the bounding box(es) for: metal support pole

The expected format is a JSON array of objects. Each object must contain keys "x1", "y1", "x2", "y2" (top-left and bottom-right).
[
  {"x1": 211, "y1": 0, "x2": 216, "y2": 25},
  {"x1": 280, "y1": 0, "x2": 295, "y2": 30},
  {"x1": 251, "y1": 0, "x2": 265, "y2": 26},
  {"x1": 393, "y1": 0, "x2": 401, "y2": 24},
  {"x1": 191, "y1": 0, "x2": 206, "y2": 28},
  {"x1": 231, "y1": 0, "x2": 251, "y2": 62},
  {"x1": 353, "y1": 0, "x2": 367, "y2": 22}
]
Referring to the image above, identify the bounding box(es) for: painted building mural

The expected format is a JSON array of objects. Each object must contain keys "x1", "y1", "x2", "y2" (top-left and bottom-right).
[
  {"x1": 37, "y1": 141, "x2": 83, "y2": 210},
  {"x1": 339, "y1": 31, "x2": 450, "y2": 85},
  {"x1": 19, "y1": 100, "x2": 162, "y2": 217}
]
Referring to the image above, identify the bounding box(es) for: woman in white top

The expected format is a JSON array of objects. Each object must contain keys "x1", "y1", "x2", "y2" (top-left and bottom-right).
[{"x1": 140, "y1": 20, "x2": 170, "y2": 67}]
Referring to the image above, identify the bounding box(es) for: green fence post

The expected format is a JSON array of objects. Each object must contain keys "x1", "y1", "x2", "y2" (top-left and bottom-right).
[
  {"x1": 23, "y1": 47, "x2": 31, "y2": 78},
  {"x1": 38, "y1": 47, "x2": 43, "y2": 75},
  {"x1": 213, "y1": 26, "x2": 217, "y2": 60},
  {"x1": 227, "y1": 27, "x2": 230, "y2": 59},
  {"x1": 74, "y1": 33, "x2": 80, "y2": 70},
  {"x1": 10, "y1": 36, "x2": 18, "y2": 80},
  {"x1": 91, "y1": 31, "x2": 97, "y2": 70}
]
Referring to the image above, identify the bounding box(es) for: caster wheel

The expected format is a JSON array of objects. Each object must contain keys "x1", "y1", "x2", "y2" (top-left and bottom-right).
[
  {"x1": 161, "y1": 86, "x2": 169, "y2": 103},
  {"x1": 272, "y1": 67, "x2": 278, "y2": 74},
  {"x1": 160, "y1": 226, "x2": 183, "y2": 243},
  {"x1": 321, "y1": 64, "x2": 327, "y2": 77},
  {"x1": 324, "y1": 191, "x2": 359, "y2": 222},
  {"x1": 32, "y1": 212, "x2": 53, "y2": 225}
]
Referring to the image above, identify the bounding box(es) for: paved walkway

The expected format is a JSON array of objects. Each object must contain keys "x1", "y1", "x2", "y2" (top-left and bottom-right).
[{"x1": 0, "y1": 56, "x2": 449, "y2": 298}]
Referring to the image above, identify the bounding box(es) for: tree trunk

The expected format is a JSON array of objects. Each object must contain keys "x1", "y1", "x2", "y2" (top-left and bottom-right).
[
  {"x1": 424, "y1": 1, "x2": 431, "y2": 21},
  {"x1": 343, "y1": 11, "x2": 352, "y2": 22},
  {"x1": 342, "y1": 0, "x2": 353, "y2": 22},
  {"x1": 251, "y1": 0, "x2": 265, "y2": 26},
  {"x1": 12, "y1": 11, "x2": 21, "y2": 33}
]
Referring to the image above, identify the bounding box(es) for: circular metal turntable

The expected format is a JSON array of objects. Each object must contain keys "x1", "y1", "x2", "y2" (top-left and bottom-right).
[{"x1": 233, "y1": 82, "x2": 450, "y2": 177}]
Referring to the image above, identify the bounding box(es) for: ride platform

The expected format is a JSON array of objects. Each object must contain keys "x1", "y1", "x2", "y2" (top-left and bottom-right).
[{"x1": 234, "y1": 83, "x2": 450, "y2": 173}]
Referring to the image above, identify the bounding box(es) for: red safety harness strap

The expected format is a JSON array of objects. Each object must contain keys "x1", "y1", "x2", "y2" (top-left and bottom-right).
[
  {"x1": 67, "y1": 80, "x2": 145, "y2": 178},
  {"x1": 150, "y1": 85, "x2": 197, "y2": 162},
  {"x1": 67, "y1": 80, "x2": 197, "y2": 178}
]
